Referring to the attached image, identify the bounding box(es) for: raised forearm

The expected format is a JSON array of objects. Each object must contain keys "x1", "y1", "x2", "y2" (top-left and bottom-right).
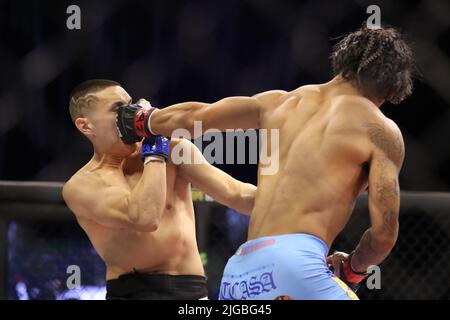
[
  {"x1": 181, "y1": 151, "x2": 257, "y2": 216},
  {"x1": 128, "y1": 162, "x2": 167, "y2": 230}
]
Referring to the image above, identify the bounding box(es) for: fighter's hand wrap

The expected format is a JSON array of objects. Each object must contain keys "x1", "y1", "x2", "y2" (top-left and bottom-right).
[
  {"x1": 116, "y1": 104, "x2": 157, "y2": 144},
  {"x1": 339, "y1": 252, "x2": 369, "y2": 292},
  {"x1": 141, "y1": 135, "x2": 171, "y2": 163}
]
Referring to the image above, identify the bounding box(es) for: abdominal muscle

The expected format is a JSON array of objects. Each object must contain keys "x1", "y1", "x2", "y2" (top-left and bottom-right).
[{"x1": 77, "y1": 203, "x2": 205, "y2": 280}]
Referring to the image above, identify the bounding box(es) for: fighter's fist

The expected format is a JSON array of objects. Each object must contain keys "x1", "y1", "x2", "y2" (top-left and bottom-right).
[
  {"x1": 116, "y1": 102, "x2": 158, "y2": 144},
  {"x1": 136, "y1": 98, "x2": 152, "y2": 109},
  {"x1": 327, "y1": 251, "x2": 368, "y2": 292},
  {"x1": 141, "y1": 135, "x2": 171, "y2": 162}
]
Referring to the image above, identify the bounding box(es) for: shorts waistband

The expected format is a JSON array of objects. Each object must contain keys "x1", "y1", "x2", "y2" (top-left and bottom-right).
[
  {"x1": 106, "y1": 272, "x2": 208, "y2": 299},
  {"x1": 235, "y1": 233, "x2": 329, "y2": 256}
]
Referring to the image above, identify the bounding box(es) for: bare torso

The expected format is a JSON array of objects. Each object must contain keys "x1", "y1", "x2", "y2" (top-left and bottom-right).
[
  {"x1": 250, "y1": 83, "x2": 382, "y2": 247},
  {"x1": 69, "y1": 150, "x2": 204, "y2": 280}
]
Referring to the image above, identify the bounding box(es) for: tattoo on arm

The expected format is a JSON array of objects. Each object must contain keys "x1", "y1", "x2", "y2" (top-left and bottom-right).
[
  {"x1": 374, "y1": 158, "x2": 399, "y2": 233},
  {"x1": 367, "y1": 121, "x2": 402, "y2": 229},
  {"x1": 365, "y1": 122, "x2": 405, "y2": 167},
  {"x1": 374, "y1": 158, "x2": 399, "y2": 204},
  {"x1": 383, "y1": 210, "x2": 395, "y2": 233},
  {"x1": 353, "y1": 122, "x2": 403, "y2": 270}
]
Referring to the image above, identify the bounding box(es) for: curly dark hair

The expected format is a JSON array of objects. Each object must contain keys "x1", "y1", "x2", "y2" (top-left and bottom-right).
[{"x1": 331, "y1": 24, "x2": 416, "y2": 104}]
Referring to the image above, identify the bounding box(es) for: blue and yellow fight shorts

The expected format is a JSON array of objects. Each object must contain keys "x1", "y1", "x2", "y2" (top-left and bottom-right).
[{"x1": 219, "y1": 233, "x2": 359, "y2": 300}]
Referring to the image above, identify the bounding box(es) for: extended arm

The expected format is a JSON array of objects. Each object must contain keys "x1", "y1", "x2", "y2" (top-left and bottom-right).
[{"x1": 175, "y1": 139, "x2": 256, "y2": 215}]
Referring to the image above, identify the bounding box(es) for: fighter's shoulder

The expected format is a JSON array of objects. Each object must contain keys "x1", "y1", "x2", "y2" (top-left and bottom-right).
[
  {"x1": 333, "y1": 95, "x2": 403, "y2": 141},
  {"x1": 168, "y1": 138, "x2": 203, "y2": 168},
  {"x1": 334, "y1": 95, "x2": 379, "y2": 114},
  {"x1": 253, "y1": 90, "x2": 289, "y2": 108},
  {"x1": 170, "y1": 137, "x2": 189, "y2": 146},
  {"x1": 169, "y1": 137, "x2": 196, "y2": 151},
  {"x1": 333, "y1": 95, "x2": 386, "y2": 127},
  {"x1": 62, "y1": 170, "x2": 102, "y2": 202},
  {"x1": 364, "y1": 116, "x2": 404, "y2": 167}
]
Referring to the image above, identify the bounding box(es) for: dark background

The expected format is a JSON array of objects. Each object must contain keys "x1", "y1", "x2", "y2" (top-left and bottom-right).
[{"x1": 0, "y1": 0, "x2": 449, "y2": 189}]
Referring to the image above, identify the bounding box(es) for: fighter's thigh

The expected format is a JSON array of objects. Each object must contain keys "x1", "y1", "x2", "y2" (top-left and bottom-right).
[
  {"x1": 218, "y1": 252, "x2": 302, "y2": 300},
  {"x1": 260, "y1": 256, "x2": 359, "y2": 300},
  {"x1": 219, "y1": 255, "x2": 280, "y2": 300}
]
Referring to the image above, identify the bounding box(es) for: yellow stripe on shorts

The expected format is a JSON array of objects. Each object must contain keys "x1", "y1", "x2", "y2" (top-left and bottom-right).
[{"x1": 331, "y1": 276, "x2": 360, "y2": 300}]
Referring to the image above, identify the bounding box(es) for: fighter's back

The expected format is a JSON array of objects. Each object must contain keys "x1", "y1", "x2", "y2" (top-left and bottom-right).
[
  {"x1": 150, "y1": 25, "x2": 411, "y2": 299},
  {"x1": 251, "y1": 82, "x2": 386, "y2": 247}
]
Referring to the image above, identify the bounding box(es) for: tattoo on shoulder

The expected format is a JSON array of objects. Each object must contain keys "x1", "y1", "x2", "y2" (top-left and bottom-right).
[{"x1": 365, "y1": 122, "x2": 404, "y2": 167}]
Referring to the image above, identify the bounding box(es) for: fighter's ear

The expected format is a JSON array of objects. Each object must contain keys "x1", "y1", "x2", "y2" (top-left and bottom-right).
[{"x1": 75, "y1": 117, "x2": 95, "y2": 137}]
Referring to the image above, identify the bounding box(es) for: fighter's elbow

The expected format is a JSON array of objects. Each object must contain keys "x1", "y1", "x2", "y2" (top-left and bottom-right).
[
  {"x1": 135, "y1": 220, "x2": 160, "y2": 232},
  {"x1": 230, "y1": 184, "x2": 256, "y2": 216},
  {"x1": 128, "y1": 206, "x2": 163, "y2": 232},
  {"x1": 131, "y1": 216, "x2": 161, "y2": 232}
]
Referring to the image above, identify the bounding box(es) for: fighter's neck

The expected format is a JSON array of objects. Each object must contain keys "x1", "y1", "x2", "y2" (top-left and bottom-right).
[
  {"x1": 325, "y1": 76, "x2": 362, "y2": 95},
  {"x1": 325, "y1": 76, "x2": 383, "y2": 107},
  {"x1": 92, "y1": 152, "x2": 126, "y2": 168},
  {"x1": 91, "y1": 148, "x2": 143, "y2": 174}
]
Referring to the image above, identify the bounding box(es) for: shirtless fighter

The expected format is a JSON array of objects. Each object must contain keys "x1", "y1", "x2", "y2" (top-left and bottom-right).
[
  {"x1": 117, "y1": 25, "x2": 415, "y2": 299},
  {"x1": 62, "y1": 80, "x2": 256, "y2": 300}
]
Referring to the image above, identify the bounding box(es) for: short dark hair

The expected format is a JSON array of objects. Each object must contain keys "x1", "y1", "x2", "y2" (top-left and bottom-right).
[
  {"x1": 331, "y1": 24, "x2": 416, "y2": 104},
  {"x1": 69, "y1": 79, "x2": 121, "y2": 122}
]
